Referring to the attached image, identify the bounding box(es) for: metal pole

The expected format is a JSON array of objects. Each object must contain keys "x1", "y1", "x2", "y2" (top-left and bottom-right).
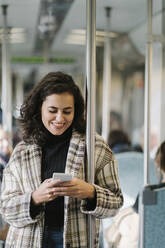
[
  {"x1": 139, "y1": 1, "x2": 152, "y2": 247},
  {"x1": 144, "y1": 0, "x2": 152, "y2": 187},
  {"x1": 160, "y1": 1, "x2": 165, "y2": 142},
  {"x1": 1, "y1": 5, "x2": 12, "y2": 135},
  {"x1": 15, "y1": 76, "x2": 24, "y2": 118},
  {"x1": 86, "y1": 0, "x2": 96, "y2": 247},
  {"x1": 102, "y1": 7, "x2": 112, "y2": 142}
]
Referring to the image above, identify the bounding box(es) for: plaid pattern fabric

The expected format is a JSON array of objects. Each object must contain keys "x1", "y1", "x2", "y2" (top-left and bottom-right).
[{"x1": 0, "y1": 131, "x2": 123, "y2": 248}]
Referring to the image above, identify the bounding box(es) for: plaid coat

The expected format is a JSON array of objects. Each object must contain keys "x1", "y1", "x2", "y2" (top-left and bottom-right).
[{"x1": 0, "y1": 131, "x2": 123, "y2": 248}]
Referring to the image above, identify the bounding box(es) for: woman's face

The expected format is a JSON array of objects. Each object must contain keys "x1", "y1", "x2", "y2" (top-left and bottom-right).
[
  {"x1": 155, "y1": 152, "x2": 161, "y2": 170},
  {"x1": 41, "y1": 92, "x2": 74, "y2": 135}
]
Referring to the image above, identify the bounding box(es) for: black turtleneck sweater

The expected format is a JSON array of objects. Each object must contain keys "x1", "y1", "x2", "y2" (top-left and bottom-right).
[
  {"x1": 41, "y1": 126, "x2": 72, "y2": 228},
  {"x1": 30, "y1": 126, "x2": 72, "y2": 229},
  {"x1": 30, "y1": 125, "x2": 96, "y2": 226}
]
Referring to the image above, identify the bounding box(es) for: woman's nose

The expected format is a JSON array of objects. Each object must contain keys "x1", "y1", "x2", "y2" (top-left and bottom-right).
[{"x1": 56, "y1": 111, "x2": 64, "y2": 121}]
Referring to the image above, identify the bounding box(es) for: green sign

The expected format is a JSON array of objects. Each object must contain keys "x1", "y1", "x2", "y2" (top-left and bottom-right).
[{"x1": 11, "y1": 57, "x2": 75, "y2": 64}]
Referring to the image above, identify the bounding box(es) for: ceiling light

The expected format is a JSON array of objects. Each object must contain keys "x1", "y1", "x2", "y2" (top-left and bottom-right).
[
  {"x1": 65, "y1": 34, "x2": 104, "y2": 47},
  {"x1": 0, "y1": 27, "x2": 25, "y2": 43},
  {"x1": 71, "y1": 29, "x2": 119, "y2": 38},
  {"x1": 65, "y1": 29, "x2": 119, "y2": 46}
]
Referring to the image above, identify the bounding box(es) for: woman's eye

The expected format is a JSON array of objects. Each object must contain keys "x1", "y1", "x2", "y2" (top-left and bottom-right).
[
  {"x1": 49, "y1": 110, "x2": 57, "y2": 113},
  {"x1": 63, "y1": 111, "x2": 71, "y2": 115}
]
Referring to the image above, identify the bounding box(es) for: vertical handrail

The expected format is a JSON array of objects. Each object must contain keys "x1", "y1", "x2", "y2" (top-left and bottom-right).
[
  {"x1": 86, "y1": 0, "x2": 96, "y2": 247},
  {"x1": 144, "y1": 0, "x2": 152, "y2": 187},
  {"x1": 1, "y1": 5, "x2": 12, "y2": 135},
  {"x1": 139, "y1": 1, "x2": 152, "y2": 248},
  {"x1": 15, "y1": 76, "x2": 24, "y2": 118},
  {"x1": 161, "y1": 1, "x2": 165, "y2": 143},
  {"x1": 102, "y1": 7, "x2": 112, "y2": 142}
]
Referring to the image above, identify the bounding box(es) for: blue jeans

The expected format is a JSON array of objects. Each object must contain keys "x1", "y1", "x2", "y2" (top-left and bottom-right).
[{"x1": 42, "y1": 226, "x2": 63, "y2": 248}]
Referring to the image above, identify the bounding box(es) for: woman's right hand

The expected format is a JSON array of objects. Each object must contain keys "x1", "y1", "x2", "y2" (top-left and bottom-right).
[{"x1": 31, "y1": 178, "x2": 61, "y2": 205}]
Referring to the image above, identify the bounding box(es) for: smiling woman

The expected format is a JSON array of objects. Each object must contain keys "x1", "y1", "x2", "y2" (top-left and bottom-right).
[
  {"x1": 18, "y1": 71, "x2": 86, "y2": 146},
  {"x1": 41, "y1": 93, "x2": 74, "y2": 136},
  {"x1": 0, "y1": 71, "x2": 123, "y2": 248}
]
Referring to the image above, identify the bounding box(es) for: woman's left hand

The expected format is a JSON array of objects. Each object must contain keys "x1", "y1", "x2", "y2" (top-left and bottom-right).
[{"x1": 53, "y1": 178, "x2": 95, "y2": 199}]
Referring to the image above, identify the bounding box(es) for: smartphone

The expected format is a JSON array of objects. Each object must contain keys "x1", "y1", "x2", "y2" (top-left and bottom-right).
[{"x1": 53, "y1": 172, "x2": 72, "y2": 182}]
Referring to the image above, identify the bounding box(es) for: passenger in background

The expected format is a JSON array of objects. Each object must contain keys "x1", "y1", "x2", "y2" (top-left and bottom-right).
[
  {"x1": 0, "y1": 127, "x2": 12, "y2": 170},
  {"x1": 107, "y1": 129, "x2": 157, "y2": 208},
  {"x1": 110, "y1": 111, "x2": 123, "y2": 131},
  {"x1": 105, "y1": 140, "x2": 165, "y2": 248},
  {"x1": 105, "y1": 195, "x2": 139, "y2": 248},
  {"x1": 0, "y1": 127, "x2": 12, "y2": 247},
  {"x1": 108, "y1": 129, "x2": 136, "y2": 154},
  {"x1": 0, "y1": 71, "x2": 123, "y2": 248},
  {"x1": 154, "y1": 141, "x2": 165, "y2": 183}
]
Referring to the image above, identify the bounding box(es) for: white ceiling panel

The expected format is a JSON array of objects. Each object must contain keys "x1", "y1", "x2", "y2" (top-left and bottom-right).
[
  {"x1": 0, "y1": 0, "x2": 164, "y2": 67},
  {"x1": 0, "y1": 0, "x2": 40, "y2": 56},
  {"x1": 52, "y1": 0, "x2": 148, "y2": 58}
]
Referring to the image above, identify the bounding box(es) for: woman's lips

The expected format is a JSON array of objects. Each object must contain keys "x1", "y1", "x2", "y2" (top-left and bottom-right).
[{"x1": 51, "y1": 122, "x2": 65, "y2": 129}]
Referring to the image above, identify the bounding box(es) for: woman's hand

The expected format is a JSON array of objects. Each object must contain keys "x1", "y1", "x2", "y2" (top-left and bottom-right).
[
  {"x1": 0, "y1": 224, "x2": 9, "y2": 241},
  {"x1": 53, "y1": 178, "x2": 95, "y2": 199},
  {"x1": 31, "y1": 178, "x2": 61, "y2": 205}
]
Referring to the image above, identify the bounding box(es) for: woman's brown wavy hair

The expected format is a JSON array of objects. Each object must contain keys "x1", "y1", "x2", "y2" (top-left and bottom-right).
[
  {"x1": 155, "y1": 141, "x2": 165, "y2": 173},
  {"x1": 19, "y1": 71, "x2": 86, "y2": 146}
]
